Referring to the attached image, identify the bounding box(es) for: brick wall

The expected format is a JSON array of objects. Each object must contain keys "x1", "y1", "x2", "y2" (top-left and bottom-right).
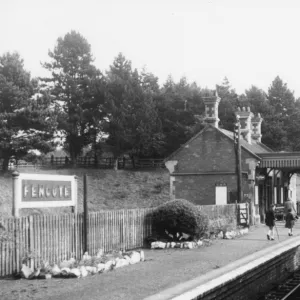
[
  {"x1": 145, "y1": 238, "x2": 300, "y2": 300},
  {"x1": 197, "y1": 247, "x2": 300, "y2": 300},
  {"x1": 170, "y1": 126, "x2": 256, "y2": 205},
  {"x1": 174, "y1": 175, "x2": 237, "y2": 205}
]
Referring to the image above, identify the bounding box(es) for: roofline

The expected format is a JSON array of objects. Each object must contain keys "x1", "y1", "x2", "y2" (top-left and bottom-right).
[
  {"x1": 164, "y1": 124, "x2": 262, "y2": 162},
  {"x1": 216, "y1": 128, "x2": 262, "y2": 160},
  {"x1": 164, "y1": 125, "x2": 209, "y2": 162},
  {"x1": 257, "y1": 152, "x2": 300, "y2": 158}
]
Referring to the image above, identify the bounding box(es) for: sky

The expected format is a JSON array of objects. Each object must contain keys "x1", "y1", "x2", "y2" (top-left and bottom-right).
[{"x1": 1, "y1": 0, "x2": 300, "y2": 97}]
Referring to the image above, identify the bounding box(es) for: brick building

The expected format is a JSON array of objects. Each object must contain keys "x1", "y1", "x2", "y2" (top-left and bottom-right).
[{"x1": 164, "y1": 90, "x2": 300, "y2": 224}]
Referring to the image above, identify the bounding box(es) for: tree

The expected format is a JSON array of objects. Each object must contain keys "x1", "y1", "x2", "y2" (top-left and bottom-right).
[
  {"x1": 217, "y1": 77, "x2": 239, "y2": 131},
  {"x1": 242, "y1": 85, "x2": 271, "y2": 115},
  {"x1": 104, "y1": 53, "x2": 164, "y2": 168},
  {"x1": 0, "y1": 52, "x2": 57, "y2": 171},
  {"x1": 42, "y1": 31, "x2": 106, "y2": 164},
  {"x1": 262, "y1": 76, "x2": 297, "y2": 151},
  {"x1": 268, "y1": 76, "x2": 295, "y2": 114}
]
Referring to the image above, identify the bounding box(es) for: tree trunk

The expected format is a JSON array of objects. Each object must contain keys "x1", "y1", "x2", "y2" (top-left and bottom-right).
[{"x1": 2, "y1": 156, "x2": 10, "y2": 172}]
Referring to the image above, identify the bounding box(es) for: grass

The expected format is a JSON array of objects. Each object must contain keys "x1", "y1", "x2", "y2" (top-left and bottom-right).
[{"x1": 0, "y1": 168, "x2": 170, "y2": 218}]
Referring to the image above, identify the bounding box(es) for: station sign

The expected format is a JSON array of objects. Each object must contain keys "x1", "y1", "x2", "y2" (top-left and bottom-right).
[{"x1": 12, "y1": 172, "x2": 77, "y2": 217}]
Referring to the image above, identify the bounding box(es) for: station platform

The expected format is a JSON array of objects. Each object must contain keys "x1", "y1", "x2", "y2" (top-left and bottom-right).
[{"x1": 1, "y1": 220, "x2": 300, "y2": 300}]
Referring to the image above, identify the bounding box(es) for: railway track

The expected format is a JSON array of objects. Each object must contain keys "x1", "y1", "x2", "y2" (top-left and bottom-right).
[{"x1": 261, "y1": 270, "x2": 300, "y2": 299}]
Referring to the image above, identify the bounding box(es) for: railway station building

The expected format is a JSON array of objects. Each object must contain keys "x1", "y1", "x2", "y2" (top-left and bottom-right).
[{"x1": 164, "y1": 90, "x2": 300, "y2": 224}]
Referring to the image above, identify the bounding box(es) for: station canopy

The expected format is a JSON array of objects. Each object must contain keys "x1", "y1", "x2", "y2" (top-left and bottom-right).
[{"x1": 257, "y1": 152, "x2": 300, "y2": 170}]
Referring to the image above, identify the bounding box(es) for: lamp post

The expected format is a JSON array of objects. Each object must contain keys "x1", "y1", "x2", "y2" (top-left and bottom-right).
[{"x1": 234, "y1": 115, "x2": 242, "y2": 203}]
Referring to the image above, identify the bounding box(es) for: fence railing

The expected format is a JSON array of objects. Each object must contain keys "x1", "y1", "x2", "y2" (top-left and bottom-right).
[
  {"x1": 5, "y1": 157, "x2": 165, "y2": 170},
  {"x1": 0, "y1": 205, "x2": 238, "y2": 277}
]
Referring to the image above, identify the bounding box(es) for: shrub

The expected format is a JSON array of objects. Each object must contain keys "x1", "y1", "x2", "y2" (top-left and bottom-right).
[{"x1": 151, "y1": 199, "x2": 209, "y2": 241}]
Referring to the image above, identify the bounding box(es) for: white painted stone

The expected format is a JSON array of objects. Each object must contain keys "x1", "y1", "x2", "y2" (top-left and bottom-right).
[
  {"x1": 51, "y1": 264, "x2": 61, "y2": 276},
  {"x1": 129, "y1": 251, "x2": 141, "y2": 264},
  {"x1": 170, "y1": 242, "x2": 176, "y2": 248},
  {"x1": 114, "y1": 258, "x2": 129, "y2": 268},
  {"x1": 185, "y1": 242, "x2": 194, "y2": 249},
  {"x1": 151, "y1": 241, "x2": 166, "y2": 249},
  {"x1": 85, "y1": 266, "x2": 97, "y2": 274},
  {"x1": 80, "y1": 266, "x2": 88, "y2": 277},
  {"x1": 21, "y1": 264, "x2": 34, "y2": 279},
  {"x1": 70, "y1": 268, "x2": 81, "y2": 278},
  {"x1": 97, "y1": 263, "x2": 106, "y2": 273},
  {"x1": 104, "y1": 260, "x2": 115, "y2": 271},
  {"x1": 197, "y1": 240, "x2": 203, "y2": 246},
  {"x1": 124, "y1": 255, "x2": 131, "y2": 263},
  {"x1": 61, "y1": 267, "x2": 71, "y2": 277}
]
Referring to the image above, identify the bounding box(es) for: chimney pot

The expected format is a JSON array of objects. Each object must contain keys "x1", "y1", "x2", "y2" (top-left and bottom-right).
[{"x1": 202, "y1": 89, "x2": 220, "y2": 128}]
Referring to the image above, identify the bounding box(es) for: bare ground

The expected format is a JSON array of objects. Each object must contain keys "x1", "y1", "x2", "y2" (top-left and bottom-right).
[{"x1": 0, "y1": 222, "x2": 296, "y2": 300}]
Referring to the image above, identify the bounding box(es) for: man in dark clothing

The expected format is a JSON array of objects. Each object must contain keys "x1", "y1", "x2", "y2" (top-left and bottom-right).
[{"x1": 265, "y1": 204, "x2": 276, "y2": 240}]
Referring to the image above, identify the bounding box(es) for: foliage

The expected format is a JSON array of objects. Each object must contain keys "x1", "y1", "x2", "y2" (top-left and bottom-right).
[
  {"x1": 217, "y1": 77, "x2": 239, "y2": 131},
  {"x1": 157, "y1": 76, "x2": 204, "y2": 156},
  {"x1": 104, "y1": 53, "x2": 164, "y2": 163},
  {"x1": 0, "y1": 52, "x2": 57, "y2": 171},
  {"x1": 151, "y1": 199, "x2": 209, "y2": 240},
  {"x1": 42, "y1": 31, "x2": 106, "y2": 163}
]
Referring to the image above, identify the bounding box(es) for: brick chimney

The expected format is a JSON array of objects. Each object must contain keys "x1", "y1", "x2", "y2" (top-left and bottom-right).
[
  {"x1": 251, "y1": 113, "x2": 263, "y2": 143},
  {"x1": 235, "y1": 107, "x2": 253, "y2": 144},
  {"x1": 202, "y1": 89, "x2": 221, "y2": 128}
]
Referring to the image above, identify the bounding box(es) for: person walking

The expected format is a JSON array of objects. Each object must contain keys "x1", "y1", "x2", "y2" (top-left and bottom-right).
[
  {"x1": 265, "y1": 204, "x2": 276, "y2": 241},
  {"x1": 285, "y1": 208, "x2": 296, "y2": 236},
  {"x1": 284, "y1": 197, "x2": 297, "y2": 220}
]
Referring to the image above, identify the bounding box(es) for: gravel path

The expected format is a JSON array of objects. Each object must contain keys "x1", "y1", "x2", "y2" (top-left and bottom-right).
[{"x1": 0, "y1": 222, "x2": 297, "y2": 300}]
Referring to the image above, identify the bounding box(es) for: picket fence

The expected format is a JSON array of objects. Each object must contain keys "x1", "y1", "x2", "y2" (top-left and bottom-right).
[{"x1": 0, "y1": 205, "x2": 237, "y2": 277}]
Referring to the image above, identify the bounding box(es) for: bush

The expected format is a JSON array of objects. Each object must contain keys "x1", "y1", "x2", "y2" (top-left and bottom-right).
[{"x1": 151, "y1": 199, "x2": 209, "y2": 241}]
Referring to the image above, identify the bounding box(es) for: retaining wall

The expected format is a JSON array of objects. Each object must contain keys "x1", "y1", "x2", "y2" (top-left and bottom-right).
[{"x1": 144, "y1": 237, "x2": 300, "y2": 300}]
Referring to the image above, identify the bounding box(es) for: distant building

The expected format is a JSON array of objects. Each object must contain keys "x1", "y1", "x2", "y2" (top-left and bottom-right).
[{"x1": 164, "y1": 90, "x2": 300, "y2": 224}]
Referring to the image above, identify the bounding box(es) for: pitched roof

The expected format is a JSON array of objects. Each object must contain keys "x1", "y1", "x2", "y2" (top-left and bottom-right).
[
  {"x1": 218, "y1": 128, "x2": 273, "y2": 155},
  {"x1": 165, "y1": 125, "x2": 273, "y2": 162}
]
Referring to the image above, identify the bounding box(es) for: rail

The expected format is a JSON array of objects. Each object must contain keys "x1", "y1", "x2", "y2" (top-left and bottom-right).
[{"x1": 262, "y1": 269, "x2": 300, "y2": 300}]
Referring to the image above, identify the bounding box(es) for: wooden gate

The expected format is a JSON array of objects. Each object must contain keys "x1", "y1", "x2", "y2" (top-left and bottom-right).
[{"x1": 238, "y1": 203, "x2": 249, "y2": 226}]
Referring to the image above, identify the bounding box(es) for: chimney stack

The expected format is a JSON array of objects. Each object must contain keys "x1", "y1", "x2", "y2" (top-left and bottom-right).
[
  {"x1": 235, "y1": 107, "x2": 253, "y2": 144},
  {"x1": 251, "y1": 113, "x2": 263, "y2": 143},
  {"x1": 202, "y1": 89, "x2": 221, "y2": 128}
]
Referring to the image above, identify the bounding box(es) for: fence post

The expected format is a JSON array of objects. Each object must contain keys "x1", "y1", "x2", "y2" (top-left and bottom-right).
[
  {"x1": 83, "y1": 174, "x2": 89, "y2": 253},
  {"x1": 12, "y1": 171, "x2": 20, "y2": 217}
]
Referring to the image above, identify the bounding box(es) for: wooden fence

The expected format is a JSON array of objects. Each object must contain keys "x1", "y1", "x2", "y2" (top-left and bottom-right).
[
  {"x1": 0, "y1": 209, "x2": 153, "y2": 277},
  {"x1": 6, "y1": 157, "x2": 165, "y2": 170},
  {"x1": 0, "y1": 205, "x2": 237, "y2": 277}
]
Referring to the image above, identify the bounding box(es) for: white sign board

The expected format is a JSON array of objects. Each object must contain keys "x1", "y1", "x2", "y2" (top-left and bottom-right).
[{"x1": 12, "y1": 172, "x2": 77, "y2": 217}]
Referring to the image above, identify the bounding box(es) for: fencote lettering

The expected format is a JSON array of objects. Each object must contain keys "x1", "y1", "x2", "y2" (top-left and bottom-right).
[{"x1": 23, "y1": 184, "x2": 70, "y2": 199}]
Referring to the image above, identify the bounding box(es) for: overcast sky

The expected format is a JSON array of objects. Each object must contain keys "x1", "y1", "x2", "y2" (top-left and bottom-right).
[{"x1": 1, "y1": 0, "x2": 300, "y2": 97}]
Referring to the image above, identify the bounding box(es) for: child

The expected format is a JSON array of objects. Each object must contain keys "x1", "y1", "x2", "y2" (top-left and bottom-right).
[
  {"x1": 265, "y1": 204, "x2": 276, "y2": 240},
  {"x1": 285, "y1": 208, "x2": 296, "y2": 236}
]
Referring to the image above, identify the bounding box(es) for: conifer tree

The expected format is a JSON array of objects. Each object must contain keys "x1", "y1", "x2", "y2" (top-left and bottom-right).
[
  {"x1": 0, "y1": 52, "x2": 57, "y2": 171},
  {"x1": 42, "y1": 31, "x2": 106, "y2": 164}
]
